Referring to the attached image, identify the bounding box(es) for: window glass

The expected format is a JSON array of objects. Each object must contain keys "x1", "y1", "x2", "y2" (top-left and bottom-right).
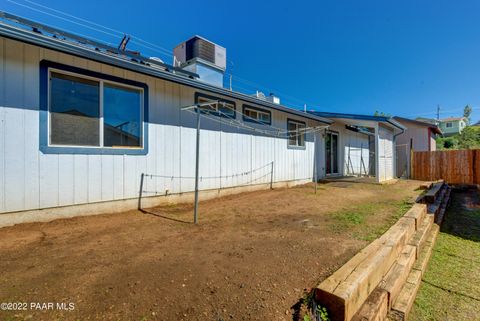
[
  {"x1": 288, "y1": 120, "x2": 306, "y2": 147},
  {"x1": 259, "y1": 112, "x2": 270, "y2": 123},
  {"x1": 244, "y1": 107, "x2": 271, "y2": 124},
  {"x1": 288, "y1": 121, "x2": 297, "y2": 146},
  {"x1": 103, "y1": 84, "x2": 142, "y2": 147},
  {"x1": 197, "y1": 95, "x2": 235, "y2": 117},
  {"x1": 49, "y1": 70, "x2": 144, "y2": 149},
  {"x1": 50, "y1": 72, "x2": 100, "y2": 146},
  {"x1": 446, "y1": 122, "x2": 452, "y2": 128}
]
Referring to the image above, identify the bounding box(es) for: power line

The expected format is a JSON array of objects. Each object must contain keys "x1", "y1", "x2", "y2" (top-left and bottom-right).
[
  {"x1": 8, "y1": 0, "x2": 325, "y2": 111},
  {"x1": 6, "y1": 0, "x2": 122, "y2": 40},
  {"x1": 9, "y1": 0, "x2": 175, "y2": 60}
]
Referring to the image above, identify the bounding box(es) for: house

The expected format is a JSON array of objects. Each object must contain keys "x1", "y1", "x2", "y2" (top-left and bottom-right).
[
  {"x1": 416, "y1": 116, "x2": 467, "y2": 137},
  {"x1": 308, "y1": 112, "x2": 405, "y2": 182},
  {"x1": 393, "y1": 117, "x2": 442, "y2": 177},
  {"x1": 0, "y1": 12, "x2": 399, "y2": 226}
]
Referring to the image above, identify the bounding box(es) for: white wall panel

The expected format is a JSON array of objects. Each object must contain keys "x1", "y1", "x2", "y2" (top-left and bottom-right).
[
  {"x1": 87, "y1": 155, "x2": 102, "y2": 203},
  {"x1": 73, "y1": 155, "x2": 88, "y2": 204},
  {"x1": 0, "y1": 37, "x2": 325, "y2": 214},
  {"x1": 39, "y1": 153, "x2": 58, "y2": 208},
  {"x1": 101, "y1": 155, "x2": 114, "y2": 201},
  {"x1": 113, "y1": 155, "x2": 124, "y2": 200},
  {"x1": 58, "y1": 154, "x2": 74, "y2": 206}
]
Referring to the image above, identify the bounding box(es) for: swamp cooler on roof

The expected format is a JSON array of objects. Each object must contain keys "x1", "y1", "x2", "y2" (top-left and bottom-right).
[{"x1": 174, "y1": 36, "x2": 226, "y2": 87}]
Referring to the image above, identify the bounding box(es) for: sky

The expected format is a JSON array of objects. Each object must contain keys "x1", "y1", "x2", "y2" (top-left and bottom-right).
[{"x1": 2, "y1": 0, "x2": 480, "y2": 122}]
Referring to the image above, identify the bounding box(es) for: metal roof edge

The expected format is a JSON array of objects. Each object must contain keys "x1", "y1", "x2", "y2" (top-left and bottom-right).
[
  {"x1": 309, "y1": 111, "x2": 405, "y2": 130},
  {"x1": 0, "y1": 21, "x2": 332, "y2": 125},
  {"x1": 393, "y1": 116, "x2": 442, "y2": 134}
]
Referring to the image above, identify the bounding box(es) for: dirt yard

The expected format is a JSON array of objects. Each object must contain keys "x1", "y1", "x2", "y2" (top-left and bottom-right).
[{"x1": 0, "y1": 180, "x2": 422, "y2": 321}]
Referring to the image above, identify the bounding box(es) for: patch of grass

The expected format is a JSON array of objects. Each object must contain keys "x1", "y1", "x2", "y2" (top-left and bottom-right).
[
  {"x1": 329, "y1": 198, "x2": 414, "y2": 241},
  {"x1": 411, "y1": 190, "x2": 480, "y2": 321}
]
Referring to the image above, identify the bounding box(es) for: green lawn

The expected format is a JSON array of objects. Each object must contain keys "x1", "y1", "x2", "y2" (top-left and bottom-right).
[
  {"x1": 329, "y1": 198, "x2": 413, "y2": 242},
  {"x1": 411, "y1": 189, "x2": 480, "y2": 321}
]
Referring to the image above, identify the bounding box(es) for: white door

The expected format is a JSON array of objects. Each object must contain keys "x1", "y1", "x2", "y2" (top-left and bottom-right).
[{"x1": 379, "y1": 127, "x2": 394, "y2": 181}]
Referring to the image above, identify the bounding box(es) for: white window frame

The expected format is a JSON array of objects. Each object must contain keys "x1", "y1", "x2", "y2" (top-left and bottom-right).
[
  {"x1": 287, "y1": 119, "x2": 306, "y2": 148},
  {"x1": 197, "y1": 96, "x2": 235, "y2": 117},
  {"x1": 445, "y1": 122, "x2": 453, "y2": 128},
  {"x1": 48, "y1": 68, "x2": 144, "y2": 149},
  {"x1": 243, "y1": 106, "x2": 271, "y2": 125}
]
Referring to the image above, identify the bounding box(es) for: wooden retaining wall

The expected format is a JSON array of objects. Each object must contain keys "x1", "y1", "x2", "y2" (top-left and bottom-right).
[
  {"x1": 412, "y1": 149, "x2": 480, "y2": 184},
  {"x1": 314, "y1": 182, "x2": 450, "y2": 321}
]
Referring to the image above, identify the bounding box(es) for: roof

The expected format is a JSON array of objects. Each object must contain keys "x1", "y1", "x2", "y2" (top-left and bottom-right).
[
  {"x1": 308, "y1": 111, "x2": 406, "y2": 131},
  {"x1": 393, "y1": 116, "x2": 443, "y2": 135},
  {"x1": 440, "y1": 117, "x2": 466, "y2": 122},
  {"x1": 0, "y1": 11, "x2": 332, "y2": 125}
]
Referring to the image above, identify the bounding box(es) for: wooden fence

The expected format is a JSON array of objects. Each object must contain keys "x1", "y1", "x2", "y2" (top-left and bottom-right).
[{"x1": 412, "y1": 149, "x2": 480, "y2": 184}]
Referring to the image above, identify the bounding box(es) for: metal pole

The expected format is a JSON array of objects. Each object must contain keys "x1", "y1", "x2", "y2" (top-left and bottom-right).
[
  {"x1": 193, "y1": 106, "x2": 201, "y2": 224},
  {"x1": 270, "y1": 161, "x2": 274, "y2": 190},
  {"x1": 138, "y1": 173, "x2": 144, "y2": 210},
  {"x1": 314, "y1": 134, "x2": 317, "y2": 194}
]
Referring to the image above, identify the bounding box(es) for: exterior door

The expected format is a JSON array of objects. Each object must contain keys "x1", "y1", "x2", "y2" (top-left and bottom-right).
[
  {"x1": 379, "y1": 126, "x2": 394, "y2": 181},
  {"x1": 325, "y1": 132, "x2": 339, "y2": 175}
]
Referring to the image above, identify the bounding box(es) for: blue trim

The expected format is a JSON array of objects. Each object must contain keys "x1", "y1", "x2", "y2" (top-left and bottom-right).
[
  {"x1": 309, "y1": 111, "x2": 405, "y2": 130},
  {"x1": 194, "y1": 92, "x2": 236, "y2": 119},
  {"x1": 242, "y1": 104, "x2": 272, "y2": 125},
  {"x1": 286, "y1": 118, "x2": 307, "y2": 150},
  {"x1": 39, "y1": 60, "x2": 149, "y2": 155}
]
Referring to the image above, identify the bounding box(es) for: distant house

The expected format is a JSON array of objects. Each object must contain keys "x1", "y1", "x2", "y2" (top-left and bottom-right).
[
  {"x1": 438, "y1": 117, "x2": 468, "y2": 136},
  {"x1": 393, "y1": 117, "x2": 442, "y2": 177},
  {"x1": 416, "y1": 117, "x2": 467, "y2": 137}
]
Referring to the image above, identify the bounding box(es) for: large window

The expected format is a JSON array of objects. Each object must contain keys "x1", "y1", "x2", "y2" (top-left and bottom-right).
[
  {"x1": 195, "y1": 93, "x2": 236, "y2": 118},
  {"x1": 287, "y1": 119, "x2": 306, "y2": 148},
  {"x1": 49, "y1": 70, "x2": 143, "y2": 149},
  {"x1": 243, "y1": 105, "x2": 271, "y2": 125},
  {"x1": 445, "y1": 122, "x2": 453, "y2": 128}
]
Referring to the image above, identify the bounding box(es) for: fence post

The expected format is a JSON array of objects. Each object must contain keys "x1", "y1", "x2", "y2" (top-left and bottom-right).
[
  {"x1": 138, "y1": 173, "x2": 144, "y2": 210},
  {"x1": 409, "y1": 139, "x2": 414, "y2": 179}
]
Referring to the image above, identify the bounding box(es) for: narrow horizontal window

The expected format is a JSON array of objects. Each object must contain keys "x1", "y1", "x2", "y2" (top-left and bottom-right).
[
  {"x1": 287, "y1": 119, "x2": 306, "y2": 147},
  {"x1": 195, "y1": 93, "x2": 236, "y2": 118},
  {"x1": 243, "y1": 105, "x2": 271, "y2": 125}
]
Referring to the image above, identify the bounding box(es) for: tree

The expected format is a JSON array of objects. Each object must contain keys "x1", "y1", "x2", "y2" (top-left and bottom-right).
[
  {"x1": 464, "y1": 105, "x2": 472, "y2": 125},
  {"x1": 436, "y1": 136, "x2": 458, "y2": 150},
  {"x1": 457, "y1": 126, "x2": 480, "y2": 149},
  {"x1": 374, "y1": 111, "x2": 391, "y2": 117}
]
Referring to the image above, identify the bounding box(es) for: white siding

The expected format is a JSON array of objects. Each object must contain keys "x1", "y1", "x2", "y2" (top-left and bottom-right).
[
  {"x1": 378, "y1": 125, "x2": 394, "y2": 181},
  {"x1": 0, "y1": 37, "x2": 322, "y2": 214},
  {"x1": 343, "y1": 131, "x2": 370, "y2": 176}
]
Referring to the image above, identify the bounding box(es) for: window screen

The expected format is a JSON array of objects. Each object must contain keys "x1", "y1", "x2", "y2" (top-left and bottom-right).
[
  {"x1": 287, "y1": 120, "x2": 306, "y2": 147},
  {"x1": 50, "y1": 72, "x2": 100, "y2": 146}
]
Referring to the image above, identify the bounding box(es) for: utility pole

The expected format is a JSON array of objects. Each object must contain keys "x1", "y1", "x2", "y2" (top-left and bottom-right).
[
  {"x1": 193, "y1": 106, "x2": 201, "y2": 224},
  {"x1": 437, "y1": 104, "x2": 440, "y2": 120},
  {"x1": 180, "y1": 100, "x2": 220, "y2": 224}
]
